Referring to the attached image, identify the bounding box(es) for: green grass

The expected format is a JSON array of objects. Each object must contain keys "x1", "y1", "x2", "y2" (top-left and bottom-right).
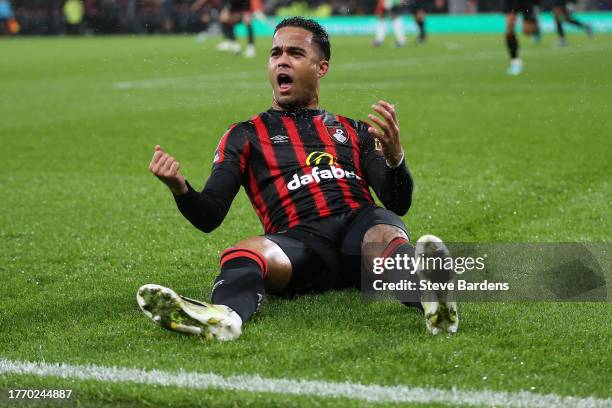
[{"x1": 1, "y1": 33, "x2": 611, "y2": 407}]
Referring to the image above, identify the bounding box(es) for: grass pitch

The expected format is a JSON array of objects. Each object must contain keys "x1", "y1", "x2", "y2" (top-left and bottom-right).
[{"x1": 1, "y1": 32, "x2": 611, "y2": 407}]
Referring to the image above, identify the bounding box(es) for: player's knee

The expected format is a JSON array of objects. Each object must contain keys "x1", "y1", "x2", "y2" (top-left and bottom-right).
[
  {"x1": 231, "y1": 236, "x2": 269, "y2": 253},
  {"x1": 362, "y1": 224, "x2": 408, "y2": 249},
  {"x1": 231, "y1": 237, "x2": 287, "y2": 269},
  {"x1": 220, "y1": 241, "x2": 269, "y2": 279},
  {"x1": 228, "y1": 236, "x2": 292, "y2": 291}
]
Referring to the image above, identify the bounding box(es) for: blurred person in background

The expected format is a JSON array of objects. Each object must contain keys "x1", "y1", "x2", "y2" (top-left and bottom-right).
[
  {"x1": 84, "y1": 0, "x2": 100, "y2": 32},
  {"x1": 190, "y1": 0, "x2": 222, "y2": 40},
  {"x1": 503, "y1": 0, "x2": 541, "y2": 75},
  {"x1": 192, "y1": 0, "x2": 258, "y2": 57},
  {"x1": 0, "y1": 0, "x2": 14, "y2": 34},
  {"x1": 45, "y1": 0, "x2": 64, "y2": 34},
  {"x1": 161, "y1": 0, "x2": 174, "y2": 32},
  {"x1": 373, "y1": 0, "x2": 406, "y2": 47},
  {"x1": 139, "y1": 0, "x2": 163, "y2": 33},
  {"x1": 553, "y1": 0, "x2": 593, "y2": 46},
  {"x1": 84, "y1": 0, "x2": 121, "y2": 33},
  {"x1": 63, "y1": 0, "x2": 84, "y2": 34},
  {"x1": 410, "y1": 0, "x2": 445, "y2": 44},
  {"x1": 250, "y1": 0, "x2": 264, "y2": 20}
]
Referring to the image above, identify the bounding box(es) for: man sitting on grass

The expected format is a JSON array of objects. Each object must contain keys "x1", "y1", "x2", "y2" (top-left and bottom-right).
[{"x1": 137, "y1": 17, "x2": 458, "y2": 341}]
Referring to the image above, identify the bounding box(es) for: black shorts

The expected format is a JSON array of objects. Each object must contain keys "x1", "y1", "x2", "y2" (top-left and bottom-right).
[
  {"x1": 378, "y1": 4, "x2": 405, "y2": 16},
  {"x1": 227, "y1": 0, "x2": 250, "y2": 13},
  {"x1": 503, "y1": 0, "x2": 536, "y2": 15},
  {"x1": 265, "y1": 206, "x2": 409, "y2": 297},
  {"x1": 411, "y1": 0, "x2": 434, "y2": 13},
  {"x1": 552, "y1": 0, "x2": 569, "y2": 7}
]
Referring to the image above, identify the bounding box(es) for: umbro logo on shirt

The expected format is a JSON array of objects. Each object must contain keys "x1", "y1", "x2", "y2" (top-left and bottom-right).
[{"x1": 270, "y1": 135, "x2": 289, "y2": 143}]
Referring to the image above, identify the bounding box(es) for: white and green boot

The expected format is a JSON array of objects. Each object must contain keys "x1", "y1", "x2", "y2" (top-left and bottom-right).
[
  {"x1": 136, "y1": 284, "x2": 242, "y2": 341},
  {"x1": 416, "y1": 235, "x2": 459, "y2": 335}
]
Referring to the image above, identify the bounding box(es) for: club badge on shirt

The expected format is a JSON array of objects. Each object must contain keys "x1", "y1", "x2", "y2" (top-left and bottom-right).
[{"x1": 327, "y1": 126, "x2": 348, "y2": 144}]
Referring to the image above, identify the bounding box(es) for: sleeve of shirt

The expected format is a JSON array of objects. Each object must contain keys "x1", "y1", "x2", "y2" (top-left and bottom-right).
[
  {"x1": 173, "y1": 122, "x2": 251, "y2": 233},
  {"x1": 356, "y1": 120, "x2": 414, "y2": 216}
]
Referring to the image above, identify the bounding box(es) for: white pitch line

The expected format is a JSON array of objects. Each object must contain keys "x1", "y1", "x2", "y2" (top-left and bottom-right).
[{"x1": 1, "y1": 359, "x2": 610, "y2": 407}]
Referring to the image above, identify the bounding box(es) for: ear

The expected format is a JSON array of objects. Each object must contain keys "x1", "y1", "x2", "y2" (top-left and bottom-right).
[{"x1": 317, "y1": 60, "x2": 329, "y2": 79}]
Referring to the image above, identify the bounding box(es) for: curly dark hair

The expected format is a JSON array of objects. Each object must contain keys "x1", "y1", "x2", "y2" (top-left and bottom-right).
[{"x1": 274, "y1": 17, "x2": 331, "y2": 61}]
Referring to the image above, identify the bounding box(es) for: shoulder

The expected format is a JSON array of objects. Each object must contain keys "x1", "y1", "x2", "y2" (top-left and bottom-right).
[
  {"x1": 216, "y1": 118, "x2": 258, "y2": 148},
  {"x1": 214, "y1": 119, "x2": 256, "y2": 158},
  {"x1": 324, "y1": 112, "x2": 367, "y2": 132},
  {"x1": 327, "y1": 112, "x2": 371, "y2": 143},
  {"x1": 223, "y1": 119, "x2": 256, "y2": 138},
  {"x1": 225, "y1": 110, "x2": 283, "y2": 137}
]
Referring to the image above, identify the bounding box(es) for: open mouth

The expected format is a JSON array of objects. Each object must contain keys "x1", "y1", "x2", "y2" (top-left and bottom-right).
[{"x1": 277, "y1": 73, "x2": 293, "y2": 93}]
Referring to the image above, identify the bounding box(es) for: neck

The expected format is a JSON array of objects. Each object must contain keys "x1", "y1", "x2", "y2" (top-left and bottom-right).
[
  {"x1": 271, "y1": 86, "x2": 320, "y2": 111},
  {"x1": 271, "y1": 98, "x2": 319, "y2": 111}
]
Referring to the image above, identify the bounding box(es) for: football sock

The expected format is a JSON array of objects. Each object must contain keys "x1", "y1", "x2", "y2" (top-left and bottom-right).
[
  {"x1": 505, "y1": 32, "x2": 518, "y2": 59},
  {"x1": 392, "y1": 17, "x2": 406, "y2": 44},
  {"x1": 222, "y1": 22, "x2": 236, "y2": 41},
  {"x1": 211, "y1": 248, "x2": 267, "y2": 322},
  {"x1": 556, "y1": 19, "x2": 565, "y2": 38},
  {"x1": 382, "y1": 237, "x2": 423, "y2": 310},
  {"x1": 246, "y1": 22, "x2": 254, "y2": 45},
  {"x1": 416, "y1": 19, "x2": 425, "y2": 40},
  {"x1": 375, "y1": 19, "x2": 386, "y2": 43},
  {"x1": 533, "y1": 24, "x2": 541, "y2": 38},
  {"x1": 567, "y1": 18, "x2": 586, "y2": 29},
  {"x1": 221, "y1": 22, "x2": 230, "y2": 40}
]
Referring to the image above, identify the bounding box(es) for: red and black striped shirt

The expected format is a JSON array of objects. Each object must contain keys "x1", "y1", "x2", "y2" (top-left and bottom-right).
[{"x1": 174, "y1": 108, "x2": 413, "y2": 234}]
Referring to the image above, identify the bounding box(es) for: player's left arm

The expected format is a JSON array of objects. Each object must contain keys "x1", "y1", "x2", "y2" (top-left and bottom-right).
[
  {"x1": 367, "y1": 100, "x2": 404, "y2": 167},
  {"x1": 360, "y1": 100, "x2": 414, "y2": 215}
]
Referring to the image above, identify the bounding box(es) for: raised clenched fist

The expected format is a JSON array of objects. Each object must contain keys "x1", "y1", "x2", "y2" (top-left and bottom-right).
[{"x1": 149, "y1": 145, "x2": 188, "y2": 195}]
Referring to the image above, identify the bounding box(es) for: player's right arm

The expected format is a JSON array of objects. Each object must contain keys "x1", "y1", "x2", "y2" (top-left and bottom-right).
[
  {"x1": 150, "y1": 145, "x2": 189, "y2": 195},
  {"x1": 149, "y1": 124, "x2": 250, "y2": 233}
]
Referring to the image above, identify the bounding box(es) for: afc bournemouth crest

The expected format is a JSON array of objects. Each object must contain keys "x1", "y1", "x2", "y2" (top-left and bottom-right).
[{"x1": 327, "y1": 126, "x2": 348, "y2": 144}]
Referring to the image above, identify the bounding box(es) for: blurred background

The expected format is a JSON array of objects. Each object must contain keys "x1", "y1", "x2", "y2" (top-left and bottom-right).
[{"x1": 1, "y1": 0, "x2": 610, "y2": 36}]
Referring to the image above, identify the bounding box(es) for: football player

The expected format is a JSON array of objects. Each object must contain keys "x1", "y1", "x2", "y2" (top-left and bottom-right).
[
  {"x1": 192, "y1": 0, "x2": 259, "y2": 57},
  {"x1": 552, "y1": 0, "x2": 593, "y2": 47},
  {"x1": 138, "y1": 17, "x2": 458, "y2": 340},
  {"x1": 503, "y1": 0, "x2": 541, "y2": 75},
  {"x1": 373, "y1": 0, "x2": 406, "y2": 47}
]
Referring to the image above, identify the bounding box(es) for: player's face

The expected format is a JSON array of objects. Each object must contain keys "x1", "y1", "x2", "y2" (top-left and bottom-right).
[{"x1": 269, "y1": 27, "x2": 329, "y2": 110}]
